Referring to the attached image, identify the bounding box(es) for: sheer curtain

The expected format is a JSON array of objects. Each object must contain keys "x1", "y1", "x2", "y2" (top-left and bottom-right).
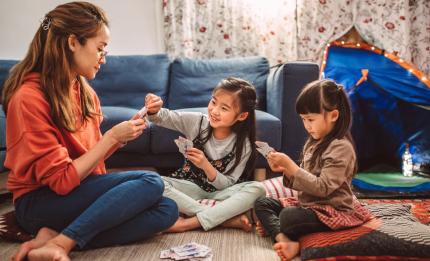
[
  {"x1": 163, "y1": 0, "x2": 297, "y2": 64},
  {"x1": 163, "y1": 0, "x2": 429, "y2": 75}
]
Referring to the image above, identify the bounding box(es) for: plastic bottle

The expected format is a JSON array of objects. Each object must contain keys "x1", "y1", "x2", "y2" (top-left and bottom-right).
[{"x1": 402, "y1": 143, "x2": 413, "y2": 177}]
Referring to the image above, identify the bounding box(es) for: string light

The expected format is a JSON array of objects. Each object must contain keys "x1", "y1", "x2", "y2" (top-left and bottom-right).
[
  {"x1": 371, "y1": 46, "x2": 375, "y2": 50},
  {"x1": 356, "y1": 43, "x2": 360, "y2": 47},
  {"x1": 341, "y1": 41, "x2": 345, "y2": 44}
]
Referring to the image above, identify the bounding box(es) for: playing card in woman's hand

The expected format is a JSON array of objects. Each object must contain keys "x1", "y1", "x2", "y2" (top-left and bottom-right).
[{"x1": 137, "y1": 106, "x2": 148, "y2": 118}]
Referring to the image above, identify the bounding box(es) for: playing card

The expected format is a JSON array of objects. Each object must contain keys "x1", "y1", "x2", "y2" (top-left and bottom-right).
[
  {"x1": 137, "y1": 106, "x2": 148, "y2": 118},
  {"x1": 172, "y1": 243, "x2": 200, "y2": 257},
  {"x1": 178, "y1": 136, "x2": 193, "y2": 148},
  {"x1": 255, "y1": 141, "x2": 274, "y2": 158},
  {"x1": 160, "y1": 249, "x2": 173, "y2": 259},
  {"x1": 189, "y1": 252, "x2": 213, "y2": 261},
  {"x1": 161, "y1": 242, "x2": 212, "y2": 261},
  {"x1": 174, "y1": 136, "x2": 193, "y2": 155}
]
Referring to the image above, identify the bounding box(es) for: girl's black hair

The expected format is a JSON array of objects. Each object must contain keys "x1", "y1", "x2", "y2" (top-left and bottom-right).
[
  {"x1": 296, "y1": 79, "x2": 357, "y2": 172},
  {"x1": 200, "y1": 77, "x2": 257, "y2": 181}
]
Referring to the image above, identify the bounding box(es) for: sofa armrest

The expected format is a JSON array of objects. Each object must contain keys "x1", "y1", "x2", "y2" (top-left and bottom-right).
[{"x1": 266, "y1": 62, "x2": 319, "y2": 162}]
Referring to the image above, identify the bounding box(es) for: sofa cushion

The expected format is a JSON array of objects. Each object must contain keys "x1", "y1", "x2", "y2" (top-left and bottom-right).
[
  {"x1": 150, "y1": 107, "x2": 281, "y2": 155},
  {"x1": 0, "y1": 60, "x2": 19, "y2": 91},
  {"x1": 0, "y1": 109, "x2": 5, "y2": 150},
  {"x1": 90, "y1": 55, "x2": 171, "y2": 110},
  {"x1": 168, "y1": 57, "x2": 269, "y2": 110},
  {"x1": 100, "y1": 106, "x2": 150, "y2": 154},
  {"x1": 0, "y1": 150, "x2": 6, "y2": 173}
]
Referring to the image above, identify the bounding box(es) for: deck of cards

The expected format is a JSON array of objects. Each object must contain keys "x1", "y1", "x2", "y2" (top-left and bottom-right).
[
  {"x1": 174, "y1": 136, "x2": 194, "y2": 156},
  {"x1": 160, "y1": 242, "x2": 213, "y2": 260},
  {"x1": 255, "y1": 141, "x2": 275, "y2": 158},
  {"x1": 137, "y1": 106, "x2": 148, "y2": 118},
  {"x1": 135, "y1": 105, "x2": 149, "y2": 124}
]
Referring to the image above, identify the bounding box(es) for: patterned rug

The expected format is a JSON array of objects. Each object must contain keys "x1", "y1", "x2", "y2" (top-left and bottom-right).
[{"x1": 300, "y1": 199, "x2": 430, "y2": 260}]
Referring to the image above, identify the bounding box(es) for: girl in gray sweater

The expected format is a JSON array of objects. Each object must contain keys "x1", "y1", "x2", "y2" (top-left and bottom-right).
[{"x1": 145, "y1": 77, "x2": 266, "y2": 232}]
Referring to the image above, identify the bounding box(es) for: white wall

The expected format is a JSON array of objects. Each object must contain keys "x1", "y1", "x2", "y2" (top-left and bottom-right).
[{"x1": 0, "y1": 0, "x2": 165, "y2": 59}]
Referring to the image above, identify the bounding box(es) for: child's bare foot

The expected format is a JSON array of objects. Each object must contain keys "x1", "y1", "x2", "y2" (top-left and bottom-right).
[
  {"x1": 11, "y1": 227, "x2": 58, "y2": 261},
  {"x1": 165, "y1": 216, "x2": 200, "y2": 233},
  {"x1": 255, "y1": 221, "x2": 268, "y2": 237},
  {"x1": 222, "y1": 214, "x2": 252, "y2": 232},
  {"x1": 27, "y1": 242, "x2": 70, "y2": 261},
  {"x1": 273, "y1": 241, "x2": 300, "y2": 261}
]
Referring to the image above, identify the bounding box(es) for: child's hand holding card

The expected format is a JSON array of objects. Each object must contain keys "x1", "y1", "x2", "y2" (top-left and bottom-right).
[
  {"x1": 255, "y1": 141, "x2": 275, "y2": 158},
  {"x1": 174, "y1": 136, "x2": 194, "y2": 156}
]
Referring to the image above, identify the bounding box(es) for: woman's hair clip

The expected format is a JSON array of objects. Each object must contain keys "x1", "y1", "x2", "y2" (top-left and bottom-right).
[{"x1": 41, "y1": 16, "x2": 51, "y2": 31}]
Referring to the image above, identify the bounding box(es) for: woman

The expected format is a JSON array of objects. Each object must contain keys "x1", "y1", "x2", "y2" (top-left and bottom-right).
[{"x1": 2, "y1": 2, "x2": 178, "y2": 260}]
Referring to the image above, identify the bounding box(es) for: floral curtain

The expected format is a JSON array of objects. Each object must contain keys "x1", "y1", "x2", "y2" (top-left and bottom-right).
[
  {"x1": 163, "y1": 0, "x2": 430, "y2": 76},
  {"x1": 163, "y1": 0, "x2": 298, "y2": 64},
  {"x1": 355, "y1": 0, "x2": 430, "y2": 76}
]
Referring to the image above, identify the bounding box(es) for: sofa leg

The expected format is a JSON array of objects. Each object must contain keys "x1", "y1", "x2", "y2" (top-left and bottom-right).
[{"x1": 254, "y1": 168, "x2": 266, "y2": 181}]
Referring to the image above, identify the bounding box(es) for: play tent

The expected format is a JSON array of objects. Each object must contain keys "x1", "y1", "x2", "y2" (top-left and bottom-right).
[{"x1": 321, "y1": 42, "x2": 430, "y2": 174}]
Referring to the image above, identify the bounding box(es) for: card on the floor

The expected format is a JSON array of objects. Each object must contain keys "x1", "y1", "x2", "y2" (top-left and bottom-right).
[
  {"x1": 255, "y1": 141, "x2": 274, "y2": 158},
  {"x1": 161, "y1": 242, "x2": 213, "y2": 261}
]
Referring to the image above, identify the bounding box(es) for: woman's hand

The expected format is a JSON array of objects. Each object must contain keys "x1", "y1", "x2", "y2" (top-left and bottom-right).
[
  {"x1": 145, "y1": 93, "x2": 163, "y2": 115},
  {"x1": 186, "y1": 148, "x2": 210, "y2": 170},
  {"x1": 107, "y1": 118, "x2": 146, "y2": 145}
]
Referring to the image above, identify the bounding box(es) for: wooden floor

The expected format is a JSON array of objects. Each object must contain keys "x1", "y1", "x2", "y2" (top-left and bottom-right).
[{"x1": 0, "y1": 196, "x2": 288, "y2": 261}]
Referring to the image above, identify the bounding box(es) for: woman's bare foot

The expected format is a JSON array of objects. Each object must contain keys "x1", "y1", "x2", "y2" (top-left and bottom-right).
[
  {"x1": 11, "y1": 227, "x2": 58, "y2": 261},
  {"x1": 273, "y1": 241, "x2": 300, "y2": 261},
  {"x1": 27, "y1": 242, "x2": 70, "y2": 261},
  {"x1": 165, "y1": 216, "x2": 201, "y2": 233},
  {"x1": 255, "y1": 221, "x2": 267, "y2": 237},
  {"x1": 222, "y1": 214, "x2": 252, "y2": 232}
]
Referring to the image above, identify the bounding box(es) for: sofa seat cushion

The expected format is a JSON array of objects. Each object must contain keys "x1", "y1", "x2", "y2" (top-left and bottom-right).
[
  {"x1": 0, "y1": 150, "x2": 6, "y2": 173},
  {"x1": 168, "y1": 57, "x2": 269, "y2": 110},
  {"x1": 0, "y1": 109, "x2": 5, "y2": 172},
  {"x1": 100, "y1": 106, "x2": 150, "y2": 154},
  {"x1": 150, "y1": 107, "x2": 281, "y2": 155},
  {"x1": 0, "y1": 109, "x2": 5, "y2": 150}
]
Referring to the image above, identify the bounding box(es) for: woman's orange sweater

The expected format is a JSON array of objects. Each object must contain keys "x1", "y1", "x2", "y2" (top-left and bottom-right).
[{"x1": 5, "y1": 73, "x2": 106, "y2": 201}]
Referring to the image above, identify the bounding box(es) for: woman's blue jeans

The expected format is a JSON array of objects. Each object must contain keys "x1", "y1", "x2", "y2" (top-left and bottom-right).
[{"x1": 14, "y1": 171, "x2": 178, "y2": 249}]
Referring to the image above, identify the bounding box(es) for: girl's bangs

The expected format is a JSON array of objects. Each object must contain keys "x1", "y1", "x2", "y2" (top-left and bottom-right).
[{"x1": 296, "y1": 86, "x2": 322, "y2": 114}]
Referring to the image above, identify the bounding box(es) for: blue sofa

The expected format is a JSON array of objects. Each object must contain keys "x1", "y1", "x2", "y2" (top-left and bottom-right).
[{"x1": 0, "y1": 55, "x2": 319, "y2": 173}]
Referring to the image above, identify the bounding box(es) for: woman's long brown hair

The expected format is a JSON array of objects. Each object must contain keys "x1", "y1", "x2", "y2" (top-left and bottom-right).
[{"x1": 2, "y1": 1, "x2": 108, "y2": 131}]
